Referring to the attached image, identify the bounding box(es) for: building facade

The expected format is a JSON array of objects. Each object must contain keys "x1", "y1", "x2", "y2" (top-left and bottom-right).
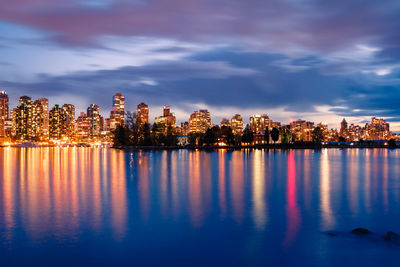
[
  {"x1": 189, "y1": 110, "x2": 211, "y2": 134},
  {"x1": 109, "y1": 93, "x2": 125, "y2": 130},
  {"x1": 250, "y1": 114, "x2": 271, "y2": 134},
  {"x1": 230, "y1": 114, "x2": 243, "y2": 135},
  {"x1": 0, "y1": 91, "x2": 9, "y2": 137},
  {"x1": 49, "y1": 104, "x2": 68, "y2": 140},
  {"x1": 136, "y1": 102, "x2": 149, "y2": 128}
]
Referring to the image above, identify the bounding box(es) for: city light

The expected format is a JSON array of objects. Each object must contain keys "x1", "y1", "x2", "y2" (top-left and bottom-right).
[{"x1": 0, "y1": 91, "x2": 397, "y2": 147}]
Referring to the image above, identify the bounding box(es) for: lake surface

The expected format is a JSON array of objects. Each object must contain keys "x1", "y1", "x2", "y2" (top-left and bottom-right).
[{"x1": 1, "y1": 148, "x2": 400, "y2": 266}]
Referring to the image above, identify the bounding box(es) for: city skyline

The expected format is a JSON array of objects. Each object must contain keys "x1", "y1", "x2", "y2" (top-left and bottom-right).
[
  {"x1": 1, "y1": 1, "x2": 400, "y2": 131},
  {"x1": 1, "y1": 90, "x2": 398, "y2": 132},
  {"x1": 0, "y1": 91, "x2": 395, "y2": 145}
]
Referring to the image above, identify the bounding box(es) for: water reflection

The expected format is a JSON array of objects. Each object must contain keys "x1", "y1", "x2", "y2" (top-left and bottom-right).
[
  {"x1": 2, "y1": 148, "x2": 400, "y2": 265},
  {"x1": 252, "y1": 150, "x2": 267, "y2": 230},
  {"x1": 0, "y1": 148, "x2": 127, "y2": 243},
  {"x1": 320, "y1": 149, "x2": 335, "y2": 229},
  {"x1": 283, "y1": 151, "x2": 301, "y2": 248}
]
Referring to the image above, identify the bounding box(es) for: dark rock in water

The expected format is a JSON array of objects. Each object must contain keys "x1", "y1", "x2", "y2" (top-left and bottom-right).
[
  {"x1": 327, "y1": 231, "x2": 337, "y2": 237},
  {"x1": 351, "y1": 228, "x2": 372, "y2": 235},
  {"x1": 384, "y1": 231, "x2": 400, "y2": 242}
]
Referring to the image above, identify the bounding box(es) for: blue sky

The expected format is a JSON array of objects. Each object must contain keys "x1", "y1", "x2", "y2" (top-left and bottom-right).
[{"x1": 1, "y1": 0, "x2": 400, "y2": 129}]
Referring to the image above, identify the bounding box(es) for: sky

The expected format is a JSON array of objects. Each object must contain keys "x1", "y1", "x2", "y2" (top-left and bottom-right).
[{"x1": 1, "y1": 0, "x2": 400, "y2": 129}]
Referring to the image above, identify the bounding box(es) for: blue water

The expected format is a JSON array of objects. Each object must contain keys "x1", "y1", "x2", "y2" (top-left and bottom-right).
[{"x1": 1, "y1": 148, "x2": 400, "y2": 266}]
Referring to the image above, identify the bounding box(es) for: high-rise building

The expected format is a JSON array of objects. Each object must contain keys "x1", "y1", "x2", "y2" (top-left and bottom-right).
[
  {"x1": 364, "y1": 117, "x2": 390, "y2": 140},
  {"x1": 339, "y1": 118, "x2": 348, "y2": 139},
  {"x1": 230, "y1": 114, "x2": 244, "y2": 135},
  {"x1": 250, "y1": 114, "x2": 271, "y2": 134},
  {"x1": 49, "y1": 104, "x2": 68, "y2": 140},
  {"x1": 62, "y1": 104, "x2": 75, "y2": 138},
  {"x1": 12, "y1": 96, "x2": 33, "y2": 140},
  {"x1": 136, "y1": 102, "x2": 149, "y2": 128},
  {"x1": 154, "y1": 105, "x2": 176, "y2": 134},
  {"x1": 87, "y1": 104, "x2": 101, "y2": 137},
  {"x1": 109, "y1": 93, "x2": 125, "y2": 130},
  {"x1": 0, "y1": 91, "x2": 9, "y2": 137},
  {"x1": 31, "y1": 99, "x2": 45, "y2": 140},
  {"x1": 76, "y1": 112, "x2": 90, "y2": 140},
  {"x1": 290, "y1": 119, "x2": 314, "y2": 141},
  {"x1": 189, "y1": 110, "x2": 211, "y2": 134},
  {"x1": 36, "y1": 98, "x2": 49, "y2": 137}
]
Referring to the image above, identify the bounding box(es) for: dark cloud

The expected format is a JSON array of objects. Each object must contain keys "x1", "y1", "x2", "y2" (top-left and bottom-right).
[
  {"x1": 1, "y1": 0, "x2": 400, "y2": 125},
  {"x1": 2, "y1": 49, "x2": 399, "y2": 123}
]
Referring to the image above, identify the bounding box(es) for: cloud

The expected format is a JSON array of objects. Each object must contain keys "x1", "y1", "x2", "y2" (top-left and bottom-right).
[{"x1": 1, "y1": 0, "x2": 400, "y2": 130}]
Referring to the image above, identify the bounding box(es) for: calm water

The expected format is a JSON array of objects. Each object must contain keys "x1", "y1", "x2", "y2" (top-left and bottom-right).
[{"x1": 1, "y1": 148, "x2": 400, "y2": 266}]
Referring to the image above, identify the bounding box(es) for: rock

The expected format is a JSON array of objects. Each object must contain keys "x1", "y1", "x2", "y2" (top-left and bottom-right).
[
  {"x1": 327, "y1": 231, "x2": 337, "y2": 237},
  {"x1": 384, "y1": 231, "x2": 399, "y2": 242},
  {"x1": 351, "y1": 228, "x2": 372, "y2": 235}
]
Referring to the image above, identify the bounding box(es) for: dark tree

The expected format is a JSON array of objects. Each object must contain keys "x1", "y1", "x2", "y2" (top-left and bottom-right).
[
  {"x1": 204, "y1": 126, "x2": 219, "y2": 146},
  {"x1": 312, "y1": 127, "x2": 324, "y2": 144},
  {"x1": 338, "y1": 136, "x2": 346, "y2": 142},
  {"x1": 113, "y1": 125, "x2": 130, "y2": 146},
  {"x1": 141, "y1": 123, "x2": 152, "y2": 146},
  {"x1": 242, "y1": 124, "x2": 254, "y2": 144},
  {"x1": 264, "y1": 127, "x2": 270, "y2": 144},
  {"x1": 280, "y1": 126, "x2": 291, "y2": 144},
  {"x1": 271, "y1": 127, "x2": 280, "y2": 144},
  {"x1": 388, "y1": 139, "x2": 396, "y2": 148},
  {"x1": 125, "y1": 111, "x2": 136, "y2": 131},
  {"x1": 220, "y1": 126, "x2": 235, "y2": 145}
]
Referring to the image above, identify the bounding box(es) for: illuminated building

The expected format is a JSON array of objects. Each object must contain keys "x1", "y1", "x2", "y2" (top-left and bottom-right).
[
  {"x1": 62, "y1": 104, "x2": 76, "y2": 138},
  {"x1": 0, "y1": 91, "x2": 9, "y2": 137},
  {"x1": 154, "y1": 105, "x2": 176, "y2": 134},
  {"x1": 250, "y1": 114, "x2": 271, "y2": 134},
  {"x1": 364, "y1": 117, "x2": 390, "y2": 140},
  {"x1": 76, "y1": 112, "x2": 90, "y2": 140},
  {"x1": 49, "y1": 104, "x2": 68, "y2": 140},
  {"x1": 339, "y1": 118, "x2": 348, "y2": 140},
  {"x1": 12, "y1": 96, "x2": 33, "y2": 140},
  {"x1": 177, "y1": 122, "x2": 189, "y2": 135},
  {"x1": 230, "y1": 114, "x2": 243, "y2": 135},
  {"x1": 290, "y1": 119, "x2": 314, "y2": 141},
  {"x1": 36, "y1": 98, "x2": 49, "y2": 137},
  {"x1": 136, "y1": 102, "x2": 149, "y2": 128},
  {"x1": 189, "y1": 109, "x2": 211, "y2": 134},
  {"x1": 32, "y1": 99, "x2": 46, "y2": 140},
  {"x1": 109, "y1": 93, "x2": 125, "y2": 130},
  {"x1": 220, "y1": 118, "x2": 230, "y2": 128},
  {"x1": 348, "y1": 124, "x2": 362, "y2": 141},
  {"x1": 87, "y1": 104, "x2": 101, "y2": 137}
]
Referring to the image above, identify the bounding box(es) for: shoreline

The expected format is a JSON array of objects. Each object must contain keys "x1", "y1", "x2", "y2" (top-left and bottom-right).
[{"x1": 112, "y1": 143, "x2": 398, "y2": 150}]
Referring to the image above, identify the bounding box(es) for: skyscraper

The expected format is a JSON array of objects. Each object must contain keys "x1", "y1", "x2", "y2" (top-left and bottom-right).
[
  {"x1": 62, "y1": 104, "x2": 76, "y2": 138},
  {"x1": 230, "y1": 114, "x2": 244, "y2": 135},
  {"x1": 36, "y1": 98, "x2": 49, "y2": 137},
  {"x1": 340, "y1": 118, "x2": 348, "y2": 139},
  {"x1": 109, "y1": 93, "x2": 125, "y2": 130},
  {"x1": 87, "y1": 104, "x2": 101, "y2": 137},
  {"x1": 76, "y1": 112, "x2": 90, "y2": 140},
  {"x1": 154, "y1": 105, "x2": 176, "y2": 134},
  {"x1": 250, "y1": 114, "x2": 271, "y2": 134},
  {"x1": 49, "y1": 104, "x2": 68, "y2": 140},
  {"x1": 32, "y1": 99, "x2": 45, "y2": 140},
  {"x1": 189, "y1": 110, "x2": 211, "y2": 134},
  {"x1": 0, "y1": 91, "x2": 9, "y2": 137},
  {"x1": 136, "y1": 102, "x2": 149, "y2": 128},
  {"x1": 13, "y1": 96, "x2": 33, "y2": 140}
]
